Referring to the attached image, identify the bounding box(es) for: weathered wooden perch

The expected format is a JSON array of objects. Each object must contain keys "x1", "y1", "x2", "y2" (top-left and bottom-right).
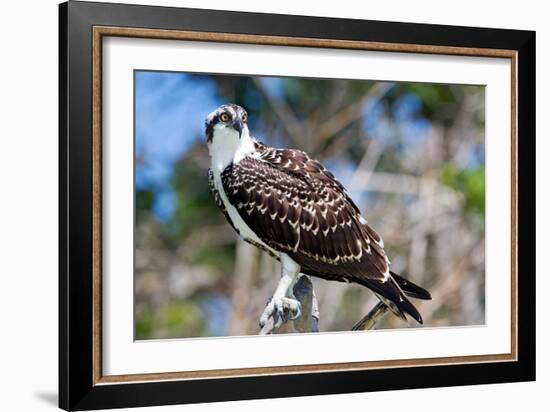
[
  {"x1": 259, "y1": 275, "x2": 390, "y2": 334},
  {"x1": 351, "y1": 301, "x2": 390, "y2": 331}
]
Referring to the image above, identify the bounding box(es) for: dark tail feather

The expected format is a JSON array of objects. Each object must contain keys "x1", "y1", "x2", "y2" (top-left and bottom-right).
[
  {"x1": 390, "y1": 271, "x2": 431, "y2": 300},
  {"x1": 392, "y1": 291, "x2": 424, "y2": 324},
  {"x1": 359, "y1": 276, "x2": 424, "y2": 324}
]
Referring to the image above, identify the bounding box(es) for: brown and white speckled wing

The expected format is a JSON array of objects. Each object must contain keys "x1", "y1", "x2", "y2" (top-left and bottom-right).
[{"x1": 221, "y1": 146, "x2": 423, "y2": 323}]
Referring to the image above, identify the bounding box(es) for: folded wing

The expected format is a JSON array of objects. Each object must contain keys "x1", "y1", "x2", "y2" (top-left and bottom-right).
[{"x1": 221, "y1": 146, "x2": 423, "y2": 323}]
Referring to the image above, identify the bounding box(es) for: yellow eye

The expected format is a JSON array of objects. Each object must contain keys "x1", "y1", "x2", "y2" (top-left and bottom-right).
[
  {"x1": 241, "y1": 113, "x2": 248, "y2": 122},
  {"x1": 219, "y1": 113, "x2": 230, "y2": 122}
]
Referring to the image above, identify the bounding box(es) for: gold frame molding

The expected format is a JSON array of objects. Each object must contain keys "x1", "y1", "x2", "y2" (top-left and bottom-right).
[{"x1": 91, "y1": 26, "x2": 518, "y2": 386}]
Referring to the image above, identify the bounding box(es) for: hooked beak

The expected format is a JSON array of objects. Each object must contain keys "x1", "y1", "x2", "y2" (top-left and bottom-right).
[{"x1": 231, "y1": 119, "x2": 244, "y2": 137}]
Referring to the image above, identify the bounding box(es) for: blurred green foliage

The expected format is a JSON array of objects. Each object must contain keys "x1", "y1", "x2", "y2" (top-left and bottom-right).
[{"x1": 441, "y1": 164, "x2": 485, "y2": 216}]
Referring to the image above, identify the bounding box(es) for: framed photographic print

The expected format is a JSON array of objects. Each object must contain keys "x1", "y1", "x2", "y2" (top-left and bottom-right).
[{"x1": 59, "y1": 1, "x2": 535, "y2": 410}]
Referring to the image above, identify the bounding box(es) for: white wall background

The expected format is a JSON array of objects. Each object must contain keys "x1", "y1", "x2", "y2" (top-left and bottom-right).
[{"x1": 0, "y1": 0, "x2": 545, "y2": 411}]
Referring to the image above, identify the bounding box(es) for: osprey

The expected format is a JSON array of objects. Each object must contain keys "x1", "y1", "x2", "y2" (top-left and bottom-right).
[{"x1": 206, "y1": 103, "x2": 431, "y2": 329}]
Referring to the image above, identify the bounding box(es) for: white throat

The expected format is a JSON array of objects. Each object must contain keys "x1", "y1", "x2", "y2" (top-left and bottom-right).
[
  {"x1": 207, "y1": 124, "x2": 276, "y2": 256},
  {"x1": 208, "y1": 126, "x2": 256, "y2": 173}
]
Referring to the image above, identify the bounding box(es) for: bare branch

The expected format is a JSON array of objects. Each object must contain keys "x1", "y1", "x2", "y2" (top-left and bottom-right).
[
  {"x1": 352, "y1": 301, "x2": 390, "y2": 331},
  {"x1": 313, "y1": 82, "x2": 394, "y2": 152},
  {"x1": 353, "y1": 172, "x2": 422, "y2": 194}
]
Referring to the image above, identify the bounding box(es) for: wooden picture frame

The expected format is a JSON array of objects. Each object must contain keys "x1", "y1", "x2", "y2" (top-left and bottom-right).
[{"x1": 59, "y1": 1, "x2": 535, "y2": 410}]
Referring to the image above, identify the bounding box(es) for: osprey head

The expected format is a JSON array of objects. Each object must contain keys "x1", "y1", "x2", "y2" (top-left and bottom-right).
[
  {"x1": 206, "y1": 104, "x2": 257, "y2": 171},
  {"x1": 205, "y1": 103, "x2": 249, "y2": 144}
]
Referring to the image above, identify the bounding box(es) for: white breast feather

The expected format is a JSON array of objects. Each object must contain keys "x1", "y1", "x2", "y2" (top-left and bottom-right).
[{"x1": 209, "y1": 125, "x2": 278, "y2": 256}]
